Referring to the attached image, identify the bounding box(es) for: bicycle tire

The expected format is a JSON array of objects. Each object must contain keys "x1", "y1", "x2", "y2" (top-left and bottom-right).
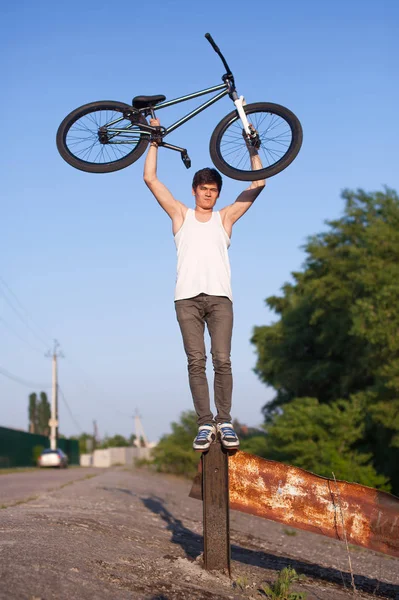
[
  {"x1": 209, "y1": 102, "x2": 303, "y2": 181},
  {"x1": 56, "y1": 101, "x2": 149, "y2": 173}
]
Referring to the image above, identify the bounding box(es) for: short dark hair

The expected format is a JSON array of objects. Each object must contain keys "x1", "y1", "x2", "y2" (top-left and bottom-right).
[{"x1": 192, "y1": 168, "x2": 223, "y2": 193}]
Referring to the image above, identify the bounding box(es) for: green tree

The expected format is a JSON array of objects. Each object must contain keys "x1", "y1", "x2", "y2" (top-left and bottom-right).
[
  {"x1": 100, "y1": 434, "x2": 131, "y2": 448},
  {"x1": 262, "y1": 397, "x2": 389, "y2": 489},
  {"x1": 33, "y1": 445, "x2": 45, "y2": 465},
  {"x1": 37, "y1": 392, "x2": 51, "y2": 436},
  {"x1": 152, "y1": 411, "x2": 200, "y2": 477},
  {"x1": 28, "y1": 393, "x2": 38, "y2": 433},
  {"x1": 251, "y1": 188, "x2": 399, "y2": 493},
  {"x1": 240, "y1": 434, "x2": 268, "y2": 456},
  {"x1": 232, "y1": 418, "x2": 269, "y2": 455},
  {"x1": 71, "y1": 433, "x2": 95, "y2": 454}
]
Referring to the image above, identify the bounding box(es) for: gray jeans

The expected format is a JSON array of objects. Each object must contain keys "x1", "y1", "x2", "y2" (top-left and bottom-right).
[{"x1": 175, "y1": 293, "x2": 233, "y2": 426}]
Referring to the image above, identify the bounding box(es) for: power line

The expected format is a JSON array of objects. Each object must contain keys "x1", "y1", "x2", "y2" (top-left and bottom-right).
[
  {"x1": 0, "y1": 365, "x2": 51, "y2": 389},
  {"x1": 0, "y1": 275, "x2": 52, "y2": 349},
  {"x1": 58, "y1": 385, "x2": 83, "y2": 434},
  {"x1": 0, "y1": 317, "x2": 45, "y2": 355},
  {"x1": 0, "y1": 275, "x2": 53, "y2": 342}
]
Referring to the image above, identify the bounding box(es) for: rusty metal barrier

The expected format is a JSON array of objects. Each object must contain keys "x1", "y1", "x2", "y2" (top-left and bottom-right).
[{"x1": 190, "y1": 450, "x2": 399, "y2": 558}]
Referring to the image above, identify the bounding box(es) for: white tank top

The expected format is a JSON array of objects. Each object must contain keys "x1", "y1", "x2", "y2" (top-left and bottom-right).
[{"x1": 174, "y1": 209, "x2": 232, "y2": 301}]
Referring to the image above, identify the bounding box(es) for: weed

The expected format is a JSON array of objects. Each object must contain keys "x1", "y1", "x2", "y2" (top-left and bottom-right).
[
  {"x1": 13, "y1": 495, "x2": 39, "y2": 506},
  {"x1": 1, "y1": 495, "x2": 39, "y2": 509},
  {"x1": 234, "y1": 576, "x2": 249, "y2": 590},
  {"x1": 58, "y1": 472, "x2": 98, "y2": 490},
  {"x1": 59, "y1": 480, "x2": 74, "y2": 490},
  {"x1": 259, "y1": 567, "x2": 306, "y2": 600},
  {"x1": 283, "y1": 528, "x2": 297, "y2": 536},
  {"x1": 332, "y1": 472, "x2": 356, "y2": 593},
  {"x1": 134, "y1": 458, "x2": 153, "y2": 467}
]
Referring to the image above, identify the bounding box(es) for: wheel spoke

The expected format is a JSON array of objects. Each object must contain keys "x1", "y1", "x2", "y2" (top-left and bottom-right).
[
  {"x1": 217, "y1": 109, "x2": 293, "y2": 173},
  {"x1": 64, "y1": 105, "x2": 144, "y2": 165}
]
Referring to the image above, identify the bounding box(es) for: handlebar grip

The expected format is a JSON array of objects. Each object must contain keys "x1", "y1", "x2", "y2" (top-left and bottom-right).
[{"x1": 205, "y1": 32, "x2": 221, "y2": 54}]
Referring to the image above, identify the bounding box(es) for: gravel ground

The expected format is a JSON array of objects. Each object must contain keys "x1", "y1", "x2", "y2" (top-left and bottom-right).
[{"x1": 0, "y1": 467, "x2": 398, "y2": 600}]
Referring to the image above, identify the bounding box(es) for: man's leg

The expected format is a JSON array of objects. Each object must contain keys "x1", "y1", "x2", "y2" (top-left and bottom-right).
[
  {"x1": 175, "y1": 296, "x2": 214, "y2": 425},
  {"x1": 205, "y1": 295, "x2": 233, "y2": 424}
]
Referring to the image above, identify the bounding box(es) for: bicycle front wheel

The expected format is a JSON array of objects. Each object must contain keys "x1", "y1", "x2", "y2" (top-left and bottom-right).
[
  {"x1": 56, "y1": 101, "x2": 149, "y2": 173},
  {"x1": 210, "y1": 102, "x2": 303, "y2": 181}
]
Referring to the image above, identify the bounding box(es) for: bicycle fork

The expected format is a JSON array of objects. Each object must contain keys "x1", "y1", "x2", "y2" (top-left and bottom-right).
[
  {"x1": 233, "y1": 94, "x2": 261, "y2": 148},
  {"x1": 233, "y1": 95, "x2": 250, "y2": 134}
]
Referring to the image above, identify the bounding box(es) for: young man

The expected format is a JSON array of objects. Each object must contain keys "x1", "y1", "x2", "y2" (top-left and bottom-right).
[{"x1": 144, "y1": 118, "x2": 265, "y2": 451}]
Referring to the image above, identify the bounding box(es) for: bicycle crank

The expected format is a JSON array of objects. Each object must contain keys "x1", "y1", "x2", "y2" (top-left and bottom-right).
[{"x1": 160, "y1": 141, "x2": 192, "y2": 169}]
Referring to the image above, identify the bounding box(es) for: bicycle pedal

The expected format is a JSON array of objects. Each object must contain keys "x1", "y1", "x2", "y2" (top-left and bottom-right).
[{"x1": 181, "y1": 151, "x2": 191, "y2": 169}]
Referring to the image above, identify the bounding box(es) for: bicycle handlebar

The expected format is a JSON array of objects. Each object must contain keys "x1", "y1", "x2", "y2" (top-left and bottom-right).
[
  {"x1": 205, "y1": 33, "x2": 220, "y2": 53},
  {"x1": 205, "y1": 32, "x2": 232, "y2": 76}
]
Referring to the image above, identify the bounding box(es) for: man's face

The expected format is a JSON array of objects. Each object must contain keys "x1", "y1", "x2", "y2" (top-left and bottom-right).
[{"x1": 192, "y1": 183, "x2": 219, "y2": 210}]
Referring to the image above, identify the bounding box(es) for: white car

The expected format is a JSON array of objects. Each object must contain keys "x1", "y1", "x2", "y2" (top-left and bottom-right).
[{"x1": 38, "y1": 448, "x2": 68, "y2": 468}]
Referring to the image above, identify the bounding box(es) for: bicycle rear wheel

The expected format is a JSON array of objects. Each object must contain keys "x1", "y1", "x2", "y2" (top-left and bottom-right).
[
  {"x1": 209, "y1": 102, "x2": 303, "y2": 181},
  {"x1": 56, "y1": 101, "x2": 149, "y2": 173}
]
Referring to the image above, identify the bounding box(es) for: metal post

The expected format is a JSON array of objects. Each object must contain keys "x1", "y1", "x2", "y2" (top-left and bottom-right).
[
  {"x1": 49, "y1": 351, "x2": 58, "y2": 449},
  {"x1": 202, "y1": 438, "x2": 230, "y2": 574},
  {"x1": 47, "y1": 340, "x2": 62, "y2": 450}
]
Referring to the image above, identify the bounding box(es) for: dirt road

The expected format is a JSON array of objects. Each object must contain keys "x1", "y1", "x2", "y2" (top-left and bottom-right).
[{"x1": 0, "y1": 467, "x2": 398, "y2": 600}]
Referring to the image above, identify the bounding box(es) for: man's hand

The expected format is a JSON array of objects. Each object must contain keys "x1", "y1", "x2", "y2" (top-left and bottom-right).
[
  {"x1": 149, "y1": 117, "x2": 163, "y2": 147},
  {"x1": 242, "y1": 124, "x2": 261, "y2": 155}
]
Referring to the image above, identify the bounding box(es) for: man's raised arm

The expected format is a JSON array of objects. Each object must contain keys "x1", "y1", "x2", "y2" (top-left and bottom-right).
[
  {"x1": 143, "y1": 118, "x2": 186, "y2": 222},
  {"x1": 221, "y1": 137, "x2": 266, "y2": 228}
]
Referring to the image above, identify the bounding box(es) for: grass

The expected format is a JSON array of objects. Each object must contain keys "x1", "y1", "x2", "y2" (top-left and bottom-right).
[
  {"x1": 0, "y1": 465, "x2": 83, "y2": 475},
  {"x1": 0, "y1": 467, "x2": 39, "y2": 475},
  {"x1": 259, "y1": 567, "x2": 306, "y2": 600}
]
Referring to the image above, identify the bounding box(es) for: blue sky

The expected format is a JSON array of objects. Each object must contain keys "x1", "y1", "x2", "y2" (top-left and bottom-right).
[{"x1": 1, "y1": 0, "x2": 398, "y2": 443}]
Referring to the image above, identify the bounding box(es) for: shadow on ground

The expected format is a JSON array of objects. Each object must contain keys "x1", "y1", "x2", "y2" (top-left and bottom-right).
[
  {"x1": 141, "y1": 495, "x2": 202, "y2": 560},
  {"x1": 141, "y1": 494, "x2": 399, "y2": 599}
]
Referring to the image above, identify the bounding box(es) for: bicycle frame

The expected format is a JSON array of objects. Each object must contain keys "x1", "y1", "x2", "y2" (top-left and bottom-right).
[{"x1": 106, "y1": 81, "x2": 231, "y2": 141}]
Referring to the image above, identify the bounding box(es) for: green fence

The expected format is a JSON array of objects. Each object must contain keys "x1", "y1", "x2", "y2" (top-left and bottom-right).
[{"x1": 0, "y1": 426, "x2": 80, "y2": 467}]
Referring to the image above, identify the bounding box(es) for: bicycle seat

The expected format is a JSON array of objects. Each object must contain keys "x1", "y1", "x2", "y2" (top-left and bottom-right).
[{"x1": 132, "y1": 95, "x2": 166, "y2": 109}]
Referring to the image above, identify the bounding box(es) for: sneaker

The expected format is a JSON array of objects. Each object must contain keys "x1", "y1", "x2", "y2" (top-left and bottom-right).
[
  {"x1": 193, "y1": 424, "x2": 216, "y2": 452},
  {"x1": 216, "y1": 422, "x2": 240, "y2": 449}
]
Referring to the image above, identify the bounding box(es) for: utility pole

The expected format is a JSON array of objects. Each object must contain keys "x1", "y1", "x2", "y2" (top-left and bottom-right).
[
  {"x1": 46, "y1": 340, "x2": 63, "y2": 450},
  {"x1": 133, "y1": 409, "x2": 148, "y2": 448},
  {"x1": 93, "y1": 420, "x2": 98, "y2": 450}
]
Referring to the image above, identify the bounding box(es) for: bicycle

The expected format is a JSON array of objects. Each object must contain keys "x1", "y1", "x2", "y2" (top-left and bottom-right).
[{"x1": 56, "y1": 33, "x2": 303, "y2": 181}]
